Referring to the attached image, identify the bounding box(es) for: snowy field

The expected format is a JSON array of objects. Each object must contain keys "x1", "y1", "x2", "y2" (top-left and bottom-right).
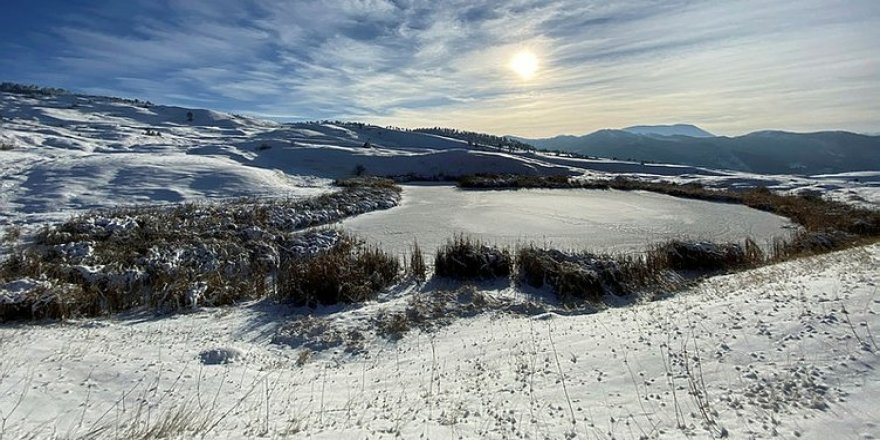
[
  {"x1": 0, "y1": 244, "x2": 877, "y2": 439},
  {"x1": 341, "y1": 185, "x2": 793, "y2": 258}
]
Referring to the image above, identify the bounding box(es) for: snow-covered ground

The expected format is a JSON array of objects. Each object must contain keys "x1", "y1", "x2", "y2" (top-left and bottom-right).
[{"x1": 0, "y1": 243, "x2": 877, "y2": 439}]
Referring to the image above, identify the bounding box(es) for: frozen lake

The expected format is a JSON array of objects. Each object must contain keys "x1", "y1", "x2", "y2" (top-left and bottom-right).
[{"x1": 339, "y1": 185, "x2": 793, "y2": 258}]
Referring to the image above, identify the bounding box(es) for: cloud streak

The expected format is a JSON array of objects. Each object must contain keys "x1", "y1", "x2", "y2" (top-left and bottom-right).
[{"x1": 2, "y1": 0, "x2": 878, "y2": 136}]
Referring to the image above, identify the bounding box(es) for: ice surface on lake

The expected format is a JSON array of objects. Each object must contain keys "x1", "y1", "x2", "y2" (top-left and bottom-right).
[{"x1": 340, "y1": 185, "x2": 793, "y2": 258}]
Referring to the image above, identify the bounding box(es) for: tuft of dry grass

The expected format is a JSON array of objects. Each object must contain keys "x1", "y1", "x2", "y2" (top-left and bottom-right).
[
  {"x1": 658, "y1": 240, "x2": 755, "y2": 272},
  {"x1": 516, "y1": 247, "x2": 625, "y2": 303},
  {"x1": 376, "y1": 286, "x2": 505, "y2": 340},
  {"x1": 408, "y1": 240, "x2": 427, "y2": 282},
  {"x1": 434, "y1": 235, "x2": 511, "y2": 280},
  {"x1": 276, "y1": 235, "x2": 399, "y2": 307}
]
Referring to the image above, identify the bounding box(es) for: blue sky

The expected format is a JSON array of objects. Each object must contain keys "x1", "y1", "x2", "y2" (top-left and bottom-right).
[{"x1": 2, "y1": 0, "x2": 878, "y2": 137}]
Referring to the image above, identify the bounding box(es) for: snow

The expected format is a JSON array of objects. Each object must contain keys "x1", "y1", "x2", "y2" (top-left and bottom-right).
[
  {"x1": 622, "y1": 124, "x2": 715, "y2": 138},
  {"x1": 0, "y1": 244, "x2": 877, "y2": 439}
]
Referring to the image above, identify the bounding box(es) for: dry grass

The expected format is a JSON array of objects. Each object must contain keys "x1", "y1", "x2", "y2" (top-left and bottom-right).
[
  {"x1": 334, "y1": 176, "x2": 401, "y2": 191},
  {"x1": 516, "y1": 237, "x2": 770, "y2": 305},
  {"x1": 658, "y1": 239, "x2": 763, "y2": 272},
  {"x1": 407, "y1": 240, "x2": 427, "y2": 282},
  {"x1": 376, "y1": 286, "x2": 505, "y2": 339},
  {"x1": 276, "y1": 236, "x2": 399, "y2": 307},
  {"x1": 1, "y1": 182, "x2": 401, "y2": 321},
  {"x1": 458, "y1": 174, "x2": 603, "y2": 189},
  {"x1": 434, "y1": 235, "x2": 511, "y2": 280},
  {"x1": 517, "y1": 247, "x2": 628, "y2": 303}
]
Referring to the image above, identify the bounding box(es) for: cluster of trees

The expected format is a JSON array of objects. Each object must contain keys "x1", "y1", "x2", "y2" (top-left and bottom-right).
[
  {"x1": 412, "y1": 127, "x2": 538, "y2": 153},
  {"x1": 0, "y1": 82, "x2": 68, "y2": 96},
  {"x1": 112, "y1": 97, "x2": 153, "y2": 108}
]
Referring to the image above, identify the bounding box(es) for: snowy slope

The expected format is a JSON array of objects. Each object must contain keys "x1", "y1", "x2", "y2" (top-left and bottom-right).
[
  {"x1": 0, "y1": 91, "x2": 570, "y2": 225},
  {"x1": 0, "y1": 243, "x2": 877, "y2": 439},
  {"x1": 2, "y1": 90, "x2": 878, "y2": 226}
]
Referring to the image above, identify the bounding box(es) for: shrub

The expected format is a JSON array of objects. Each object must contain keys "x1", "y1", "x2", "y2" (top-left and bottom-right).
[
  {"x1": 434, "y1": 235, "x2": 511, "y2": 279},
  {"x1": 276, "y1": 236, "x2": 399, "y2": 307},
  {"x1": 658, "y1": 240, "x2": 749, "y2": 271},
  {"x1": 515, "y1": 238, "x2": 770, "y2": 305},
  {"x1": 457, "y1": 174, "x2": 603, "y2": 190},
  {"x1": 516, "y1": 247, "x2": 623, "y2": 303},
  {"x1": 771, "y1": 230, "x2": 853, "y2": 261},
  {"x1": 334, "y1": 176, "x2": 399, "y2": 191}
]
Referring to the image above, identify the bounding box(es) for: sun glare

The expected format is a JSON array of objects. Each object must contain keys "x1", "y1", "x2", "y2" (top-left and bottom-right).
[{"x1": 510, "y1": 50, "x2": 539, "y2": 79}]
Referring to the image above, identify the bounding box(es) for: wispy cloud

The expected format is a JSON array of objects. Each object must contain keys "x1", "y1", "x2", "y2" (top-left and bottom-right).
[{"x1": 2, "y1": 0, "x2": 878, "y2": 136}]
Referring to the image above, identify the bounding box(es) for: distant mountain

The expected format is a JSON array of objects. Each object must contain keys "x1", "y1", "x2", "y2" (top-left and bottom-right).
[
  {"x1": 622, "y1": 124, "x2": 714, "y2": 138},
  {"x1": 516, "y1": 129, "x2": 880, "y2": 175}
]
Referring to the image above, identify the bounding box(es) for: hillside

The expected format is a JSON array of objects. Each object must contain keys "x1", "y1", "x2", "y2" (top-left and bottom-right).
[
  {"x1": 518, "y1": 129, "x2": 880, "y2": 175},
  {"x1": 0, "y1": 89, "x2": 571, "y2": 224},
  {"x1": 3, "y1": 88, "x2": 880, "y2": 226}
]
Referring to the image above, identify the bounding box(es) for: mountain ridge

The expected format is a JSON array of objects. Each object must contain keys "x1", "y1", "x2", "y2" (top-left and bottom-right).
[{"x1": 513, "y1": 128, "x2": 880, "y2": 175}]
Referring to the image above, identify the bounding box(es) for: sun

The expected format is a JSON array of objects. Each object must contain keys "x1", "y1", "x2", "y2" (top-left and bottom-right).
[{"x1": 510, "y1": 50, "x2": 539, "y2": 79}]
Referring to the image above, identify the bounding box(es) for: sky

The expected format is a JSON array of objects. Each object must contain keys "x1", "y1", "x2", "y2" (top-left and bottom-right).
[{"x1": 1, "y1": 0, "x2": 878, "y2": 137}]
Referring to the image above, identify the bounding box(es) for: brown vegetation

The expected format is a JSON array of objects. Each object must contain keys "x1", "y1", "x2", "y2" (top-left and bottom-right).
[
  {"x1": 0, "y1": 181, "x2": 402, "y2": 321},
  {"x1": 434, "y1": 235, "x2": 511, "y2": 279},
  {"x1": 276, "y1": 236, "x2": 399, "y2": 307}
]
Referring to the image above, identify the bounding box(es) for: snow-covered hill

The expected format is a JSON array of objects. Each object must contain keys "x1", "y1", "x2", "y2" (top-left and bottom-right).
[
  {"x1": 0, "y1": 91, "x2": 571, "y2": 224},
  {"x1": 3, "y1": 89, "x2": 878, "y2": 226}
]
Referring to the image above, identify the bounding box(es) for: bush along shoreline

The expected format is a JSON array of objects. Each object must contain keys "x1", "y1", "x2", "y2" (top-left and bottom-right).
[{"x1": 0, "y1": 178, "x2": 401, "y2": 320}]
